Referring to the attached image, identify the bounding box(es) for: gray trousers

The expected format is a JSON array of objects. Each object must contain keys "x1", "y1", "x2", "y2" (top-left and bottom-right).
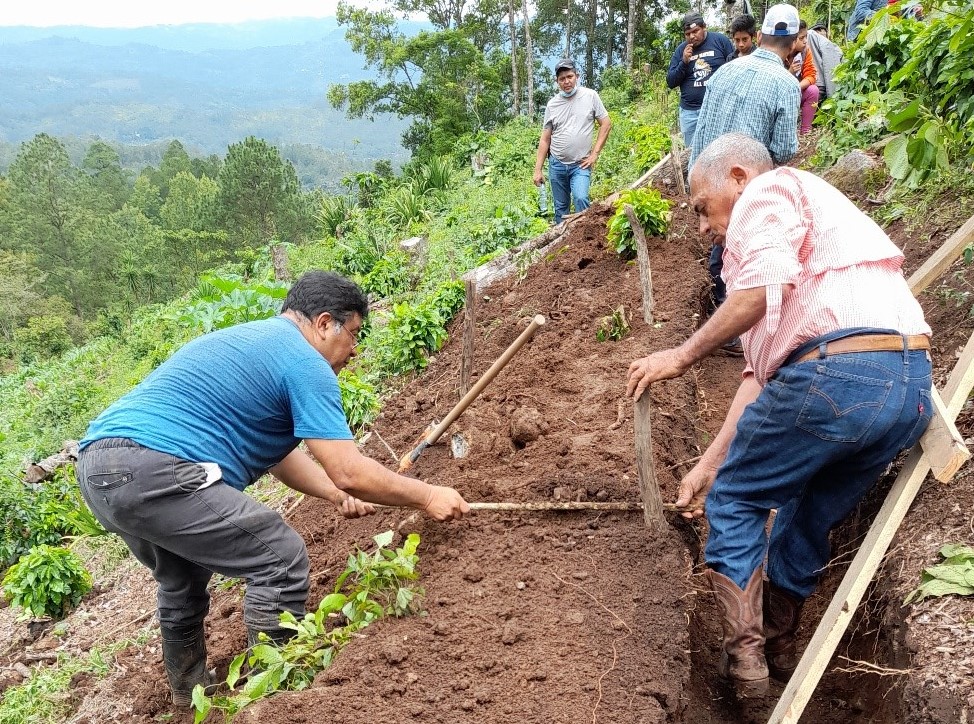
[{"x1": 77, "y1": 438, "x2": 309, "y2": 631}]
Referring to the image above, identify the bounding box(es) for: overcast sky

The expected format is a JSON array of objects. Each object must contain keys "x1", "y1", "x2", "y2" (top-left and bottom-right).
[{"x1": 0, "y1": 0, "x2": 349, "y2": 27}]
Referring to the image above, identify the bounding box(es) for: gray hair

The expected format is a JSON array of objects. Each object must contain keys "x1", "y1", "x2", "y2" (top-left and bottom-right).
[{"x1": 690, "y1": 133, "x2": 773, "y2": 186}]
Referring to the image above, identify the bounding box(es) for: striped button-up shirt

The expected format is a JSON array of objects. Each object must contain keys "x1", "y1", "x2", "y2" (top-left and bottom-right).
[
  {"x1": 722, "y1": 168, "x2": 931, "y2": 384},
  {"x1": 689, "y1": 48, "x2": 799, "y2": 166}
]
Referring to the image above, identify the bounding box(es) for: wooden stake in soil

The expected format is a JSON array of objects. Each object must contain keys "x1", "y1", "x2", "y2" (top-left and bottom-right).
[
  {"x1": 461, "y1": 279, "x2": 476, "y2": 396},
  {"x1": 623, "y1": 204, "x2": 655, "y2": 325},
  {"x1": 768, "y1": 329, "x2": 974, "y2": 724},
  {"x1": 633, "y1": 394, "x2": 666, "y2": 533},
  {"x1": 670, "y1": 134, "x2": 687, "y2": 196}
]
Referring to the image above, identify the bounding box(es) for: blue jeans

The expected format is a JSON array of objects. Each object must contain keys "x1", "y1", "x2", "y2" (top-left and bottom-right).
[
  {"x1": 679, "y1": 106, "x2": 700, "y2": 148},
  {"x1": 705, "y1": 334, "x2": 932, "y2": 599},
  {"x1": 548, "y1": 155, "x2": 591, "y2": 224},
  {"x1": 708, "y1": 243, "x2": 726, "y2": 308}
]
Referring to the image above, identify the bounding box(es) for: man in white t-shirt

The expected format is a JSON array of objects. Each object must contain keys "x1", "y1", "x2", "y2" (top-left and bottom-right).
[{"x1": 532, "y1": 59, "x2": 612, "y2": 224}]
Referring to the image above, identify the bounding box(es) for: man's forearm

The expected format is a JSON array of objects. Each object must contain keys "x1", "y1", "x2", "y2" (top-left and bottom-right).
[
  {"x1": 675, "y1": 286, "x2": 767, "y2": 367},
  {"x1": 305, "y1": 439, "x2": 432, "y2": 509},
  {"x1": 592, "y1": 117, "x2": 612, "y2": 154},
  {"x1": 270, "y1": 447, "x2": 343, "y2": 505}
]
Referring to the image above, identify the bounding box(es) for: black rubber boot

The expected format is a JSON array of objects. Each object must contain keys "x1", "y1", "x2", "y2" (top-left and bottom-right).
[{"x1": 161, "y1": 624, "x2": 208, "y2": 708}]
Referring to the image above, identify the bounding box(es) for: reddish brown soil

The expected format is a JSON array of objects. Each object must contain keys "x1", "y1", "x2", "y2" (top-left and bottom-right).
[{"x1": 57, "y1": 175, "x2": 974, "y2": 724}]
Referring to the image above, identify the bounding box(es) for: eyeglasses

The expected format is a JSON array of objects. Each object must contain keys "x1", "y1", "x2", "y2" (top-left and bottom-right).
[{"x1": 336, "y1": 323, "x2": 360, "y2": 344}]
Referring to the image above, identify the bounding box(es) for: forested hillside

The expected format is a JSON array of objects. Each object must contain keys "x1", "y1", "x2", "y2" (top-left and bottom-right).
[{"x1": 0, "y1": 18, "x2": 412, "y2": 179}]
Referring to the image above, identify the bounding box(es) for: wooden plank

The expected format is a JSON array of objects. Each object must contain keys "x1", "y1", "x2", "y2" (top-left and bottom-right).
[
  {"x1": 670, "y1": 134, "x2": 687, "y2": 196},
  {"x1": 907, "y1": 212, "x2": 974, "y2": 295},
  {"x1": 634, "y1": 394, "x2": 666, "y2": 533},
  {"x1": 768, "y1": 328, "x2": 974, "y2": 724},
  {"x1": 461, "y1": 279, "x2": 476, "y2": 396},
  {"x1": 920, "y1": 386, "x2": 970, "y2": 483},
  {"x1": 624, "y1": 204, "x2": 655, "y2": 324}
]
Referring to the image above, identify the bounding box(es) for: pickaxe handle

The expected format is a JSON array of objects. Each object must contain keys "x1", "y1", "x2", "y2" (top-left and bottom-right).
[{"x1": 398, "y1": 314, "x2": 546, "y2": 472}]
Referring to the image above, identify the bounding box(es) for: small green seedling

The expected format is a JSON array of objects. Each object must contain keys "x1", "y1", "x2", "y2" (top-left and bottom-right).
[{"x1": 596, "y1": 305, "x2": 631, "y2": 342}]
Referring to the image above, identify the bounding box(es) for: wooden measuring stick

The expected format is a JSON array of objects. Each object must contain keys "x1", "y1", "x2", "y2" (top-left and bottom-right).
[
  {"x1": 624, "y1": 204, "x2": 655, "y2": 325},
  {"x1": 377, "y1": 501, "x2": 688, "y2": 513},
  {"x1": 461, "y1": 279, "x2": 476, "y2": 396},
  {"x1": 768, "y1": 329, "x2": 974, "y2": 724}
]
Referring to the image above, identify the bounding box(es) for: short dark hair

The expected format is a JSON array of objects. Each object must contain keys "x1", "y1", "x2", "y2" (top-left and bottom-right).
[
  {"x1": 282, "y1": 271, "x2": 369, "y2": 324},
  {"x1": 760, "y1": 32, "x2": 797, "y2": 51},
  {"x1": 799, "y1": 19, "x2": 808, "y2": 30},
  {"x1": 730, "y1": 14, "x2": 757, "y2": 35}
]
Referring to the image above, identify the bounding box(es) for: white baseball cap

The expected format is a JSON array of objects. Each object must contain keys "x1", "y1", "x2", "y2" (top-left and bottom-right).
[{"x1": 761, "y1": 4, "x2": 800, "y2": 36}]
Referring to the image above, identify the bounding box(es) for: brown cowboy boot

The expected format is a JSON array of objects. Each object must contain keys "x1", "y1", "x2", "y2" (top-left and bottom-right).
[
  {"x1": 707, "y1": 567, "x2": 769, "y2": 698},
  {"x1": 763, "y1": 581, "x2": 805, "y2": 682}
]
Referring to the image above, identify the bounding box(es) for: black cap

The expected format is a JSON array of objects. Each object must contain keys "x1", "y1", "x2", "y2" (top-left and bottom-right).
[
  {"x1": 554, "y1": 58, "x2": 576, "y2": 74},
  {"x1": 811, "y1": 21, "x2": 827, "y2": 30},
  {"x1": 682, "y1": 11, "x2": 705, "y2": 29}
]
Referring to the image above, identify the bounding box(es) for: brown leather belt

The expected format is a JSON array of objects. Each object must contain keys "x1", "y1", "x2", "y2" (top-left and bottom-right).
[{"x1": 794, "y1": 334, "x2": 930, "y2": 365}]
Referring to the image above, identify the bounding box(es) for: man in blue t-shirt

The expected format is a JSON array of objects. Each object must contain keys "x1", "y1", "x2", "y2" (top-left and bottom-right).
[
  {"x1": 76, "y1": 271, "x2": 469, "y2": 709},
  {"x1": 666, "y1": 11, "x2": 735, "y2": 148}
]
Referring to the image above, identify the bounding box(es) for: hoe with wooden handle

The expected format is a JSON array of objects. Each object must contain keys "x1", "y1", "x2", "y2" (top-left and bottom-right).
[{"x1": 398, "y1": 314, "x2": 546, "y2": 473}]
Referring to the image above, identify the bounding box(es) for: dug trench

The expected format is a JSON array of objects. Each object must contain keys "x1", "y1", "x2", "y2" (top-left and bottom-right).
[{"x1": 66, "y1": 184, "x2": 936, "y2": 723}]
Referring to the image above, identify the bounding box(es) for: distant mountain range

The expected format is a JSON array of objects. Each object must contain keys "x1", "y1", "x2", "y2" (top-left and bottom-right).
[{"x1": 0, "y1": 18, "x2": 421, "y2": 186}]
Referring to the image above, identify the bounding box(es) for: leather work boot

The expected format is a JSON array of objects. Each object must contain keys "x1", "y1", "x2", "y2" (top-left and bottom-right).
[
  {"x1": 763, "y1": 581, "x2": 805, "y2": 682},
  {"x1": 707, "y1": 567, "x2": 769, "y2": 698},
  {"x1": 161, "y1": 624, "x2": 209, "y2": 708}
]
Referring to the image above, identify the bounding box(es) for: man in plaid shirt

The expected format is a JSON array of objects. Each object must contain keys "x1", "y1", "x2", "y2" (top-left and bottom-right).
[{"x1": 627, "y1": 133, "x2": 932, "y2": 698}]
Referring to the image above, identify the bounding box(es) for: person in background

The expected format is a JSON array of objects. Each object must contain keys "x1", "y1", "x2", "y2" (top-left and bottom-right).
[
  {"x1": 808, "y1": 22, "x2": 843, "y2": 102},
  {"x1": 533, "y1": 58, "x2": 612, "y2": 225},
  {"x1": 847, "y1": 0, "x2": 887, "y2": 40},
  {"x1": 789, "y1": 20, "x2": 819, "y2": 135},
  {"x1": 729, "y1": 14, "x2": 758, "y2": 60},
  {"x1": 76, "y1": 271, "x2": 470, "y2": 709},
  {"x1": 688, "y1": 3, "x2": 800, "y2": 352},
  {"x1": 666, "y1": 11, "x2": 734, "y2": 148}
]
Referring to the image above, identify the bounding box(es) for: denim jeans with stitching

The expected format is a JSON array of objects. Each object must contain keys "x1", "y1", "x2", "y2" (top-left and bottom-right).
[
  {"x1": 548, "y1": 155, "x2": 591, "y2": 224},
  {"x1": 679, "y1": 106, "x2": 700, "y2": 148},
  {"x1": 705, "y1": 334, "x2": 932, "y2": 599}
]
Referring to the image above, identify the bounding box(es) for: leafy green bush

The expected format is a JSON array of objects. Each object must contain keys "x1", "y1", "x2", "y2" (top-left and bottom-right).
[
  {"x1": 2, "y1": 544, "x2": 92, "y2": 619},
  {"x1": 383, "y1": 183, "x2": 430, "y2": 229},
  {"x1": 193, "y1": 531, "x2": 423, "y2": 723},
  {"x1": 317, "y1": 195, "x2": 359, "y2": 239},
  {"x1": 360, "y1": 250, "x2": 412, "y2": 299},
  {"x1": 179, "y1": 275, "x2": 287, "y2": 333},
  {"x1": 607, "y1": 188, "x2": 671, "y2": 258},
  {"x1": 471, "y1": 204, "x2": 543, "y2": 256},
  {"x1": 338, "y1": 370, "x2": 380, "y2": 432},
  {"x1": 13, "y1": 315, "x2": 74, "y2": 365}
]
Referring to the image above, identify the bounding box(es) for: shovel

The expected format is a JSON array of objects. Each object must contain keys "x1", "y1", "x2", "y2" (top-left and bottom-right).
[{"x1": 398, "y1": 314, "x2": 546, "y2": 472}]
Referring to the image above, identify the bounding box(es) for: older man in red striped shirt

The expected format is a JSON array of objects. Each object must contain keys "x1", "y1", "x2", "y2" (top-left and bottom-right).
[{"x1": 626, "y1": 132, "x2": 932, "y2": 698}]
